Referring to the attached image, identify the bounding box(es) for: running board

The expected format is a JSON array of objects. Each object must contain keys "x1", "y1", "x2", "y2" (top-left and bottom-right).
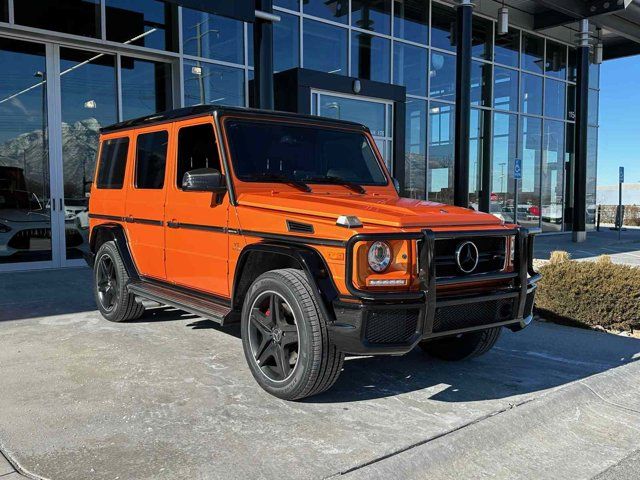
[{"x1": 127, "y1": 281, "x2": 234, "y2": 325}]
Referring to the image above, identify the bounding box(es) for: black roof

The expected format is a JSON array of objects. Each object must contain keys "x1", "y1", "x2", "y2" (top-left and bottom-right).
[{"x1": 100, "y1": 105, "x2": 368, "y2": 134}]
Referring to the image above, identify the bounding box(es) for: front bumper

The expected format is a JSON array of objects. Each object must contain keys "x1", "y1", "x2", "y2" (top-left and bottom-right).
[{"x1": 328, "y1": 227, "x2": 540, "y2": 355}]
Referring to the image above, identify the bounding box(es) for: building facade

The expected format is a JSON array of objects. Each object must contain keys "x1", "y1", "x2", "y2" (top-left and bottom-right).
[{"x1": 0, "y1": 0, "x2": 606, "y2": 270}]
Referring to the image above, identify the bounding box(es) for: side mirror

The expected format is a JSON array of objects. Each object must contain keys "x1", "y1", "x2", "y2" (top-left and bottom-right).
[{"x1": 182, "y1": 168, "x2": 226, "y2": 193}]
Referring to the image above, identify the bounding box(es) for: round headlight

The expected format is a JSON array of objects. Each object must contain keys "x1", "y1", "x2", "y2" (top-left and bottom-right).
[{"x1": 368, "y1": 241, "x2": 391, "y2": 272}]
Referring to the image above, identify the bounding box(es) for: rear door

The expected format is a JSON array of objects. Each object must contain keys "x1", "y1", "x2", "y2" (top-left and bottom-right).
[
  {"x1": 164, "y1": 118, "x2": 230, "y2": 297},
  {"x1": 124, "y1": 126, "x2": 170, "y2": 280}
]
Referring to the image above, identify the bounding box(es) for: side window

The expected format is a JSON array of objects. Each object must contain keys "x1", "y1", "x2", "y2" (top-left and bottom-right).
[
  {"x1": 176, "y1": 124, "x2": 221, "y2": 189},
  {"x1": 96, "y1": 137, "x2": 129, "y2": 189},
  {"x1": 135, "y1": 130, "x2": 168, "y2": 189}
]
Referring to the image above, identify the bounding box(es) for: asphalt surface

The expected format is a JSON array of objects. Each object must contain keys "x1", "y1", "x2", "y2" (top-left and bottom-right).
[{"x1": 1, "y1": 268, "x2": 640, "y2": 479}]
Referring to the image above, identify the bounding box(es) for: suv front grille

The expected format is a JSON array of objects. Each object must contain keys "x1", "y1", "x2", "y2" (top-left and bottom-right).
[
  {"x1": 433, "y1": 236, "x2": 507, "y2": 278},
  {"x1": 433, "y1": 298, "x2": 515, "y2": 333},
  {"x1": 365, "y1": 309, "x2": 419, "y2": 344}
]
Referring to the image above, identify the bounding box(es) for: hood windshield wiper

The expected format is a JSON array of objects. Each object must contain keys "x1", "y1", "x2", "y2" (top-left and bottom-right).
[
  {"x1": 304, "y1": 176, "x2": 366, "y2": 194},
  {"x1": 246, "y1": 172, "x2": 312, "y2": 192}
]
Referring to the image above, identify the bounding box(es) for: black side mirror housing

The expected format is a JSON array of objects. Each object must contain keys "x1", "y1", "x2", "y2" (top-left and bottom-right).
[{"x1": 182, "y1": 168, "x2": 226, "y2": 193}]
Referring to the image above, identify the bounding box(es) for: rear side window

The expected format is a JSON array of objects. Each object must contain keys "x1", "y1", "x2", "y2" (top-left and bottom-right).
[
  {"x1": 96, "y1": 137, "x2": 129, "y2": 189},
  {"x1": 135, "y1": 130, "x2": 168, "y2": 189},
  {"x1": 176, "y1": 124, "x2": 221, "y2": 188}
]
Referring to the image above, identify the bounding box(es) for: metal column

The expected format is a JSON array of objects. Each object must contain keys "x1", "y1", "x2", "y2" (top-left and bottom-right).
[
  {"x1": 453, "y1": 0, "x2": 473, "y2": 208},
  {"x1": 573, "y1": 19, "x2": 590, "y2": 242},
  {"x1": 252, "y1": 0, "x2": 275, "y2": 110}
]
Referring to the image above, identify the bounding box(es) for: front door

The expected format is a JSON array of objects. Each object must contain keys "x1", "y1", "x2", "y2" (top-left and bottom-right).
[
  {"x1": 311, "y1": 90, "x2": 394, "y2": 170},
  {"x1": 164, "y1": 119, "x2": 230, "y2": 297}
]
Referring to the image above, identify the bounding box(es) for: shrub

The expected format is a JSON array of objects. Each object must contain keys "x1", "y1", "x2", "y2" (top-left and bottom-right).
[{"x1": 535, "y1": 253, "x2": 640, "y2": 332}]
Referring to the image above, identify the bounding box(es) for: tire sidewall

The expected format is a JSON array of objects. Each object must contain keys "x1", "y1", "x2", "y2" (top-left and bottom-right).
[
  {"x1": 93, "y1": 242, "x2": 127, "y2": 322},
  {"x1": 241, "y1": 272, "x2": 316, "y2": 399}
]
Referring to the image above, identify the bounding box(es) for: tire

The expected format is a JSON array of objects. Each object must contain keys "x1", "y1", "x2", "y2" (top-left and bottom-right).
[
  {"x1": 93, "y1": 241, "x2": 144, "y2": 322},
  {"x1": 241, "y1": 268, "x2": 344, "y2": 400},
  {"x1": 419, "y1": 327, "x2": 501, "y2": 361}
]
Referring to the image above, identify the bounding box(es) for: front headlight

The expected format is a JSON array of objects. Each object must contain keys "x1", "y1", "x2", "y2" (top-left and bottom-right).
[{"x1": 368, "y1": 241, "x2": 391, "y2": 272}]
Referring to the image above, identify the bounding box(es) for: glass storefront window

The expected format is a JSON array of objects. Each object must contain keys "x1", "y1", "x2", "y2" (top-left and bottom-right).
[
  {"x1": 586, "y1": 126, "x2": 598, "y2": 229},
  {"x1": 519, "y1": 116, "x2": 542, "y2": 229},
  {"x1": 404, "y1": 99, "x2": 427, "y2": 199},
  {"x1": 520, "y1": 73, "x2": 542, "y2": 116},
  {"x1": 493, "y1": 67, "x2": 518, "y2": 112},
  {"x1": 120, "y1": 57, "x2": 172, "y2": 120},
  {"x1": 469, "y1": 108, "x2": 488, "y2": 207},
  {"x1": 393, "y1": 42, "x2": 427, "y2": 96},
  {"x1": 248, "y1": 11, "x2": 300, "y2": 72},
  {"x1": 0, "y1": 38, "x2": 51, "y2": 264},
  {"x1": 588, "y1": 89, "x2": 599, "y2": 126},
  {"x1": 491, "y1": 112, "x2": 517, "y2": 223},
  {"x1": 564, "y1": 123, "x2": 574, "y2": 230},
  {"x1": 589, "y1": 60, "x2": 600, "y2": 89},
  {"x1": 1, "y1": 1, "x2": 8, "y2": 22},
  {"x1": 545, "y1": 41, "x2": 566, "y2": 80},
  {"x1": 106, "y1": 0, "x2": 175, "y2": 51},
  {"x1": 541, "y1": 120, "x2": 565, "y2": 232},
  {"x1": 431, "y1": 3, "x2": 456, "y2": 53},
  {"x1": 472, "y1": 16, "x2": 493, "y2": 61},
  {"x1": 568, "y1": 48, "x2": 577, "y2": 82},
  {"x1": 182, "y1": 9, "x2": 243, "y2": 64},
  {"x1": 494, "y1": 27, "x2": 519, "y2": 68},
  {"x1": 522, "y1": 32, "x2": 544, "y2": 74},
  {"x1": 303, "y1": 0, "x2": 348, "y2": 23},
  {"x1": 184, "y1": 61, "x2": 244, "y2": 107},
  {"x1": 351, "y1": 0, "x2": 391, "y2": 35},
  {"x1": 427, "y1": 102, "x2": 455, "y2": 204},
  {"x1": 15, "y1": 0, "x2": 101, "y2": 38},
  {"x1": 544, "y1": 79, "x2": 566, "y2": 119},
  {"x1": 567, "y1": 84, "x2": 576, "y2": 121},
  {"x1": 303, "y1": 19, "x2": 347, "y2": 75},
  {"x1": 470, "y1": 61, "x2": 491, "y2": 107},
  {"x1": 393, "y1": 0, "x2": 428, "y2": 45},
  {"x1": 351, "y1": 32, "x2": 390, "y2": 82},
  {"x1": 429, "y1": 51, "x2": 455, "y2": 102},
  {"x1": 275, "y1": 0, "x2": 299, "y2": 11}
]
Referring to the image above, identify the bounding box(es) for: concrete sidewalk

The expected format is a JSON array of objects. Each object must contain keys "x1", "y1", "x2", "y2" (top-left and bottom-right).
[{"x1": 1, "y1": 268, "x2": 640, "y2": 479}]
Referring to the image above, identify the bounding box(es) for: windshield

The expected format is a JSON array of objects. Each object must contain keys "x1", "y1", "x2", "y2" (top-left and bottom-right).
[{"x1": 225, "y1": 119, "x2": 388, "y2": 186}]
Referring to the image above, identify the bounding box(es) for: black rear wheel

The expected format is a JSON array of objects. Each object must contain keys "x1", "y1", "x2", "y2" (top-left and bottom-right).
[{"x1": 419, "y1": 327, "x2": 501, "y2": 361}]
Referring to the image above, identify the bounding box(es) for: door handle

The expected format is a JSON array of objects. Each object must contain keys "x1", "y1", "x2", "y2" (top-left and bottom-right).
[{"x1": 167, "y1": 220, "x2": 179, "y2": 228}]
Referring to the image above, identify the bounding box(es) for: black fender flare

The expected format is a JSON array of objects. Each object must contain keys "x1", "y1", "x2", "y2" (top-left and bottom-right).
[
  {"x1": 89, "y1": 223, "x2": 139, "y2": 280},
  {"x1": 232, "y1": 242, "x2": 341, "y2": 322}
]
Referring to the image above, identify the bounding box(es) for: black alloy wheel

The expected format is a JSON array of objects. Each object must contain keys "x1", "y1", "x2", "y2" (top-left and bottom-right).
[{"x1": 96, "y1": 254, "x2": 119, "y2": 312}]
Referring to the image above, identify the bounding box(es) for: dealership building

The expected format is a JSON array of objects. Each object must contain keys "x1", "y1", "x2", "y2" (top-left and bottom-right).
[{"x1": 0, "y1": 0, "x2": 639, "y2": 271}]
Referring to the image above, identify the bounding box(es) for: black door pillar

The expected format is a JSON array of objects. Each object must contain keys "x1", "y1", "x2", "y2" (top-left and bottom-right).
[
  {"x1": 453, "y1": 0, "x2": 473, "y2": 208},
  {"x1": 252, "y1": 0, "x2": 275, "y2": 110},
  {"x1": 573, "y1": 19, "x2": 590, "y2": 242}
]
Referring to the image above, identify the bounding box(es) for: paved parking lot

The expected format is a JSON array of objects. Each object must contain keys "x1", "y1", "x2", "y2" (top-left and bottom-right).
[{"x1": 1, "y1": 268, "x2": 640, "y2": 479}]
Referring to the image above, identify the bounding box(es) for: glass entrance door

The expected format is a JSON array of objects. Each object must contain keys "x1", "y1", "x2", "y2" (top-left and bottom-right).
[{"x1": 311, "y1": 90, "x2": 393, "y2": 170}]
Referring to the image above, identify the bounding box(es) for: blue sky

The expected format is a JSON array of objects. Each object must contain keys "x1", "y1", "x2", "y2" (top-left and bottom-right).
[{"x1": 598, "y1": 56, "x2": 640, "y2": 185}]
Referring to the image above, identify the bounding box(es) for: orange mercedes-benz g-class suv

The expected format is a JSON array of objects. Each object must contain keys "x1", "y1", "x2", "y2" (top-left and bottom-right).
[{"x1": 86, "y1": 105, "x2": 540, "y2": 400}]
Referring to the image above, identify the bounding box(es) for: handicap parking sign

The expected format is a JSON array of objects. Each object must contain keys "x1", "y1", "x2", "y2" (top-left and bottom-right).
[{"x1": 514, "y1": 159, "x2": 522, "y2": 180}]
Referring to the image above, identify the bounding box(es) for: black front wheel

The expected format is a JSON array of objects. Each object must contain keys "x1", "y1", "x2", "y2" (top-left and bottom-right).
[
  {"x1": 241, "y1": 269, "x2": 344, "y2": 400},
  {"x1": 419, "y1": 327, "x2": 501, "y2": 361}
]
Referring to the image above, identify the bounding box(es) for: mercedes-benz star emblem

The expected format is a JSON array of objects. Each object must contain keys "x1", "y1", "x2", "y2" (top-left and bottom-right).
[{"x1": 455, "y1": 241, "x2": 479, "y2": 274}]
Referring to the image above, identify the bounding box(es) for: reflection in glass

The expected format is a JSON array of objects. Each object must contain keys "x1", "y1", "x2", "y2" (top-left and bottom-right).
[
  {"x1": 15, "y1": 0, "x2": 101, "y2": 38},
  {"x1": 303, "y1": 0, "x2": 348, "y2": 23},
  {"x1": 393, "y1": 42, "x2": 427, "y2": 96},
  {"x1": 182, "y1": 9, "x2": 243, "y2": 64},
  {"x1": 521, "y1": 73, "x2": 542, "y2": 116},
  {"x1": 427, "y1": 102, "x2": 455, "y2": 205},
  {"x1": 431, "y1": 3, "x2": 457, "y2": 52},
  {"x1": 588, "y1": 89, "x2": 599, "y2": 126},
  {"x1": 470, "y1": 61, "x2": 491, "y2": 107},
  {"x1": 544, "y1": 78, "x2": 566, "y2": 119},
  {"x1": 275, "y1": 0, "x2": 299, "y2": 11},
  {"x1": 472, "y1": 16, "x2": 493, "y2": 61},
  {"x1": 541, "y1": 120, "x2": 564, "y2": 232},
  {"x1": 0, "y1": 1, "x2": 7, "y2": 22},
  {"x1": 60, "y1": 48, "x2": 118, "y2": 259},
  {"x1": 589, "y1": 59, "x2": 600, "y2": 89},
  {"x1": 469, "y1": 108, "x2": 488, "y2": 208},
  {"x1": 351, "y1": 0, "x2": 391, "y2": 35},
  {"x1": 493, "y1": 67, "x2": 518, "y2": 111},
  {"x1": 494, "y1": 27, "x2": 519, "y2": 67},
  {"x1": 120, "y1": 57, "x2": 172, "y2": 120},
  {"x1": 393, "y1": 0, "x2": 428, "y2": 45},
  {"x1": 491, "y1": 112, "x2": 517, "y2": 223},
  {"x1": 519, "y1": 116, "x2": 541, "y2": 228},
  {"x1": 106, "y1": 0, "x2": 175, "y2": 51},
  {"x1": 404, "y1": 99, "x2": 427, "y2": 199},
  {"x1": 522, "y1": 32, "x2": 544, "y2": 73},
  {"x1": 586, "y1": 126, "x2": 598, "y2": 230},
  {"x1": 351, "y1": 32, "x2": 390, "y2": 82},
  {"x1": 568, "y1": 48, "x2": 577, "y2": 82},
  {"x1": 318, "y1": 95, "x2": 387, "y2": 137},
  {"x1": 545, "y1": 41, "x2": 567, "y2": 80},
  {"x1": 564, "y1": 123, "x2": 574, "y2": 230},
  {"x1": 184, "y1": 61, "x2": 244, "y2": 107},
  {"x1": 429, "y1": 52, "x2": 455, "y2": 102},
  {"x1": 0, "y1": 39, "x2": 50, "y2": 264},
  {"x1": 303, "y1": 20, "x2": 347, "y2": 75},
  {"x1": 567, "y1": 84, "x2": 576, "y2": 121},
  {"x1": 274, "y1": 12, "x2": 300, "y2": 72}
]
